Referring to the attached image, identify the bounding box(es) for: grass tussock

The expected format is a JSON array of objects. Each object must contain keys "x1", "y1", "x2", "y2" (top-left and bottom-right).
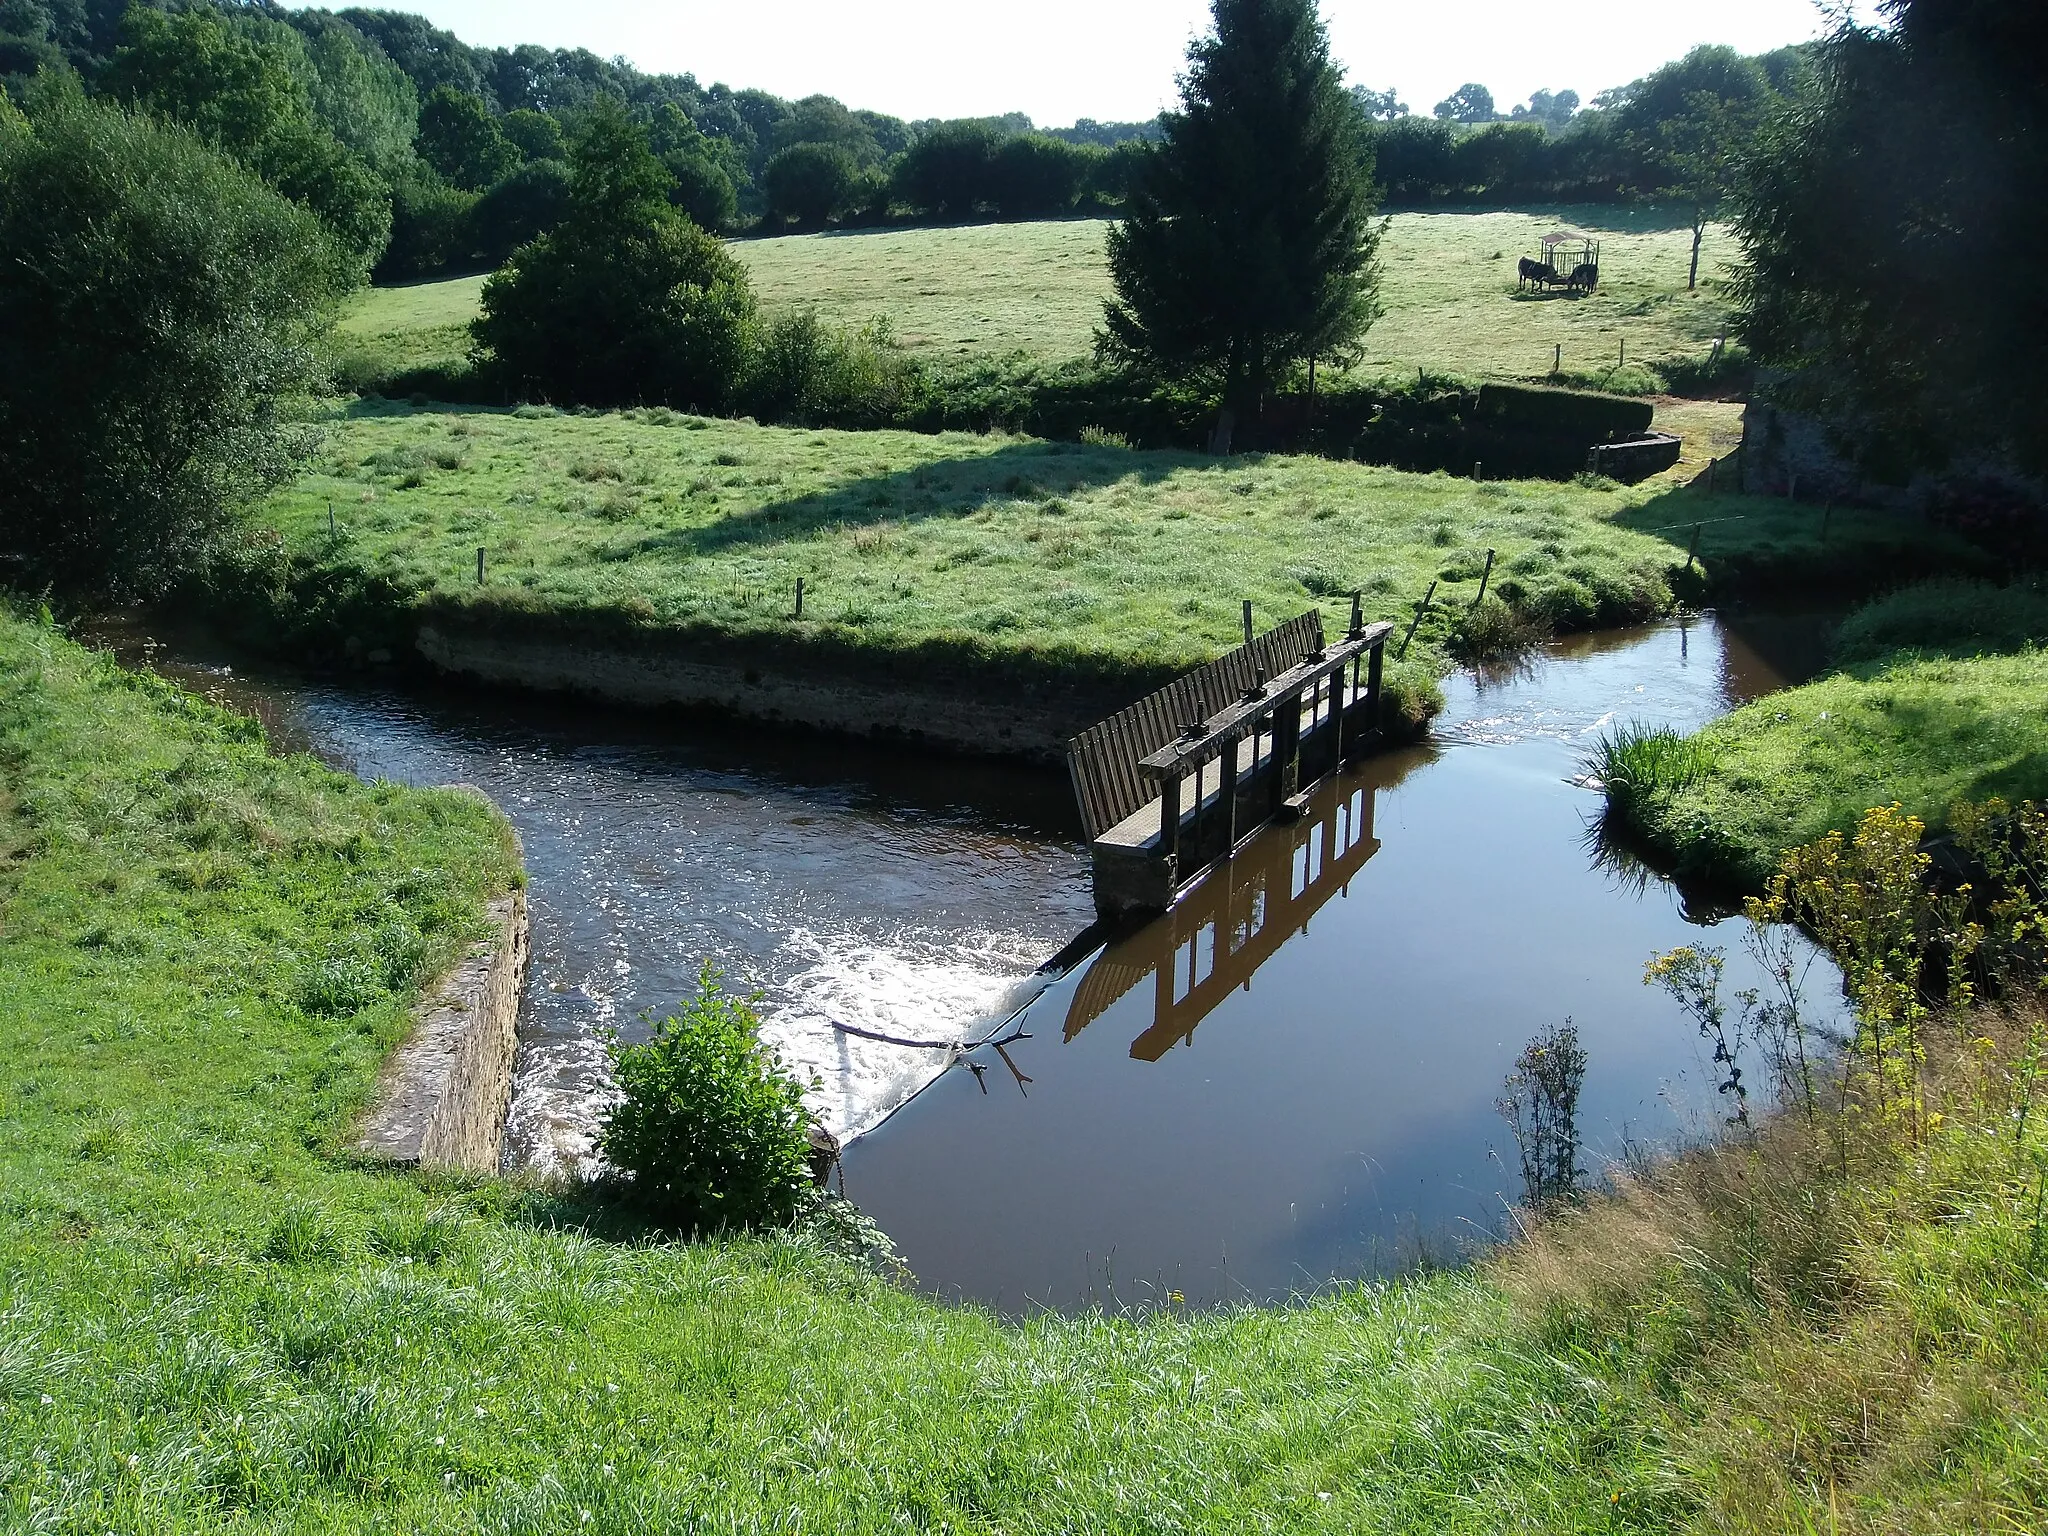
[{"x1": 1591, "y1": 721, "x2": 1716, "y2": 813}]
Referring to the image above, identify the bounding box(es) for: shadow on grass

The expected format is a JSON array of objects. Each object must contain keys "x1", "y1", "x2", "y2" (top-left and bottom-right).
[
  {"x1": 1609, "y1": 488, "x2": 1990, "y2": 597},
  {"x1": 631, "y1": 438, "x2": 1192, "y2": 559}
]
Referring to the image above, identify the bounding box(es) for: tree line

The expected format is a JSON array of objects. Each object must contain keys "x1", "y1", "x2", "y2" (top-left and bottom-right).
[
  {"x1": 2, "y1": 0, "x2": 1811, "y2": 288},
  {"x1": 2, "y1": 0, "x2": 2033, "y2": 605}
]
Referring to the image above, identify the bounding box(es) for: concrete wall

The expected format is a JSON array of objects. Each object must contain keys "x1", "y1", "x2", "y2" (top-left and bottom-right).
[
  {"x1": 415, "y1": 625, "x2": 1134, "y2": 765},
  {"x1": 357, "y1": 887, "x2": 530, "y2": 1175}
]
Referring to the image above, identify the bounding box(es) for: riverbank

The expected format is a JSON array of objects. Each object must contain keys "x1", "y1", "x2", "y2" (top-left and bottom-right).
[
  {"x1": 5, "y1": 606, "x2": 2045, "y2": 1530},
  {"x1": 1599, "y1": 582, "x2": 2048, "y2": 888},
  {"x1": 223, "y1": 401, "x2": 1979, "y2": 761}
]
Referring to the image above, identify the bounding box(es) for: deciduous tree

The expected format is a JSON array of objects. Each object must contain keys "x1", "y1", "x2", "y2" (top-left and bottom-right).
[
  {"x1": 416, "y1": 83, "x2": 518, "y2": 190},
  {"x1": 1733, "y1": 0, "x2": 2048, "y2": 481},
  {"x1": 1614, "y1": 46, "x2": 1774, "y2": 289},
  {"x1": 1432, "y1": 82, "x2": 1495, "y2": 123},
  {"x1": 0, "y1": 99, "x2": 345, "y2": 596},
  {"x1": 474, "y1": 98, "x2": 754, "y2": 409}
]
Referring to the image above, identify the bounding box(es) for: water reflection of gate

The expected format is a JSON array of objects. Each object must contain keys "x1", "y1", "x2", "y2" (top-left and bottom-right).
[{"x1": 1064, "y1": 776, "x2": 1381, "y2": 1060}]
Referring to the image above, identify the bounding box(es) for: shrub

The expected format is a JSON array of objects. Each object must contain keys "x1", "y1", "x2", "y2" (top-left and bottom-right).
[
  {"x1": 377, "y1": 165, "x2": 478, "y2": 282},
  {"x1": 742, "y1": 312, "x2": 927, "y2": 428},
  {"x1": 598, "y1": 964, "x2": 815, "y2": 1232},
  {"x1": 762, "y1": 142, "x2": 857, "y2": 227},
  {"x1": 0, "y1": 99, "x2": 346, "y2": 598}
]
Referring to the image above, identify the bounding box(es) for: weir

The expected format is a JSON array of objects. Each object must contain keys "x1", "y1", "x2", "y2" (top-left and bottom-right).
[{"x1": 1066, "y1": 606, "x2": 1395, "y2": 917}]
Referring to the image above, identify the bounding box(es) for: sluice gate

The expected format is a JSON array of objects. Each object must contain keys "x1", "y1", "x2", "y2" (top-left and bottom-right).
[{"x1": 1066, "y1": 606, "x2": 1395, "y2": 917}]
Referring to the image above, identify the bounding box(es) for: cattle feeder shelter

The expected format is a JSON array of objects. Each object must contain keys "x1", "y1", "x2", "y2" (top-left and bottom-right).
[{"x1": 1540, "y1": 229, "x2": 1599, "y2": 273}]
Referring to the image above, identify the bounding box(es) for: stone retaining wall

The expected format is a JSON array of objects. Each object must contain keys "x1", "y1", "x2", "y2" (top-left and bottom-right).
[
  {"x1": 357, "y1": 887, "x2": 530, "y2": 1175},
  {"x1": 416, "y1": 625, "x2": 1134, "y2": 764}
]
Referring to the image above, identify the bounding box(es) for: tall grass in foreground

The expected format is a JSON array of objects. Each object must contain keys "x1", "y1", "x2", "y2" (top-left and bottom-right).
[{"x1": 1508, "y1": 799, "x2": 2048, "y2": 1533}]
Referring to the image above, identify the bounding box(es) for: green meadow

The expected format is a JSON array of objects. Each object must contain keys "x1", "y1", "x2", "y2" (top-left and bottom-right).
[
  {"x1": 258, "y1": 402, "x2": 1962, "y2": 714},
  {"x1": 338, "y1": 209, "x2": 1738, "y2": 389},
  {"x1": 1602, "y1": 581, "x2": 2048, "y2": 887}
]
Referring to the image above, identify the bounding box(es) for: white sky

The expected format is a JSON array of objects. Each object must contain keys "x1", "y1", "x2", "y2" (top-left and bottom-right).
[{"x1": 344, "y1": 0, "x2": 1854, "y2": 126}]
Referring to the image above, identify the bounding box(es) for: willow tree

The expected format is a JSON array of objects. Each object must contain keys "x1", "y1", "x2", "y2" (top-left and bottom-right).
[{"x1": 1101, "y1": 0, "x2": 1380, "y2": 454}]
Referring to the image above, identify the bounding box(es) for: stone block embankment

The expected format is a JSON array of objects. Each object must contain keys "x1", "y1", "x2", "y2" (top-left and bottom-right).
[
  {"x1": 415, "y1": 625, "x2": 1137, "y2": 764},
  {"x1": 357, "y1": 885, "x2": 529, "y2": 1174}
]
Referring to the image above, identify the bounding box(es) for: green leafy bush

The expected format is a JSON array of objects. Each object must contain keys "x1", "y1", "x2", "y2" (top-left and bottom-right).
[
  {"x1": 599, "y1": 965, "x2": 815, "y2": 1232},
  {"x1": 742, "y1": 311, "x2": 927, "y2": 428}
]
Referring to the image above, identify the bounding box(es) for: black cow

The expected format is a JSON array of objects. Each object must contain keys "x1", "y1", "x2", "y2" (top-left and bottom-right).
[
  {"x1": 1567, "y1": 262, "x2": 1599, "y2": 294},
  {"x1": 1518, "y1": 257, "x2": 1559, "y2": 290}
]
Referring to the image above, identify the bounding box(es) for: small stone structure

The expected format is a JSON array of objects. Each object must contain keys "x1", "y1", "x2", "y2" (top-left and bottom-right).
[{"x1": 357, "y1": 886, "x2": 530, "y2": 1174}]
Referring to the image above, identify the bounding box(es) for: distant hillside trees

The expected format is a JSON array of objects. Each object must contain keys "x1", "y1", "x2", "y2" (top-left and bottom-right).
[
  {"x1": 416, "y1": 83, "x2": 517, "y2": 190},
  {"x1": 0, "y1": 96, "x2": 348, "y2": 596},
  {"x1": 1733, "y1": 0, "x2": 2048, "y2": 483},
  {"x1": 1433, "y1": 83, "x2": 1495, "y2": 123},
  {"x1": 474, "y1": 100, "x2": 754, "y2": 408},
  {"x1": 1104, "y1": 0, "x2": 1380, "y2": 454},
  {"x1": 103, "y1": 4, "x2": 390, "y2": 271}
]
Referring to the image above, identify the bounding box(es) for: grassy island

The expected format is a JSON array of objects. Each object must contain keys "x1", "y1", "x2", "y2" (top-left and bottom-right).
[
  {"x1": 244, "y1": 402, "x2": 1975, "y2": 744},
  {"x1": 1600, "y1": 582, "x2": 2048, "y2": 887}
]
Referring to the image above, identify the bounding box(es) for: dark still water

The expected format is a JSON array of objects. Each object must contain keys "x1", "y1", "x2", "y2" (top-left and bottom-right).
[
  {"x1": 841, "y1": 612, "x2": 1846, "y2": 1310},
  {"x1": 121, "y1": 608, "x2": 1840, "y2": 1311}
]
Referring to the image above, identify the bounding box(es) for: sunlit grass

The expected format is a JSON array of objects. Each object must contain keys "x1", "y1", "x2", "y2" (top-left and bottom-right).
[
  {"x1": 1604, "y1": 649, "x2": 2048, "y2": 886},
  {"x1": 8, "y1": 604, "x2": 2048, "y2": 1530},
  {"x1": 337, "y1": 208, "x2": 1739, "y2": 389}
]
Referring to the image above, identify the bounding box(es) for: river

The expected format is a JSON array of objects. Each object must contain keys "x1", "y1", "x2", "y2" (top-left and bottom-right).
[{"x1": 114, "y1": 608, "x2": 1842, "y2": 1311}]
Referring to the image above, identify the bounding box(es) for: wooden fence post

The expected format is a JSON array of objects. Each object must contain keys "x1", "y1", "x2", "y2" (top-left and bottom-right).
[
  {"x1": 476, "y1": 547, "x2": 486, "y2": 585},
  {"x1": 1398, "y1": 580, "x2": 1437, "y2": 660}
]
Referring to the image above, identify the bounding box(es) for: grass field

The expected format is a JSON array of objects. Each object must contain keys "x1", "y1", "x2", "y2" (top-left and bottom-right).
[
  {"x1": 8, "y1": 605, "x2": 2046, "y2": 1532},
  {"x1": 253, "y1": 402, "x2": 1967, "y2": 705},
  {"x1": 338, "y1": 209, "x2": 1738, "y2": 390}
]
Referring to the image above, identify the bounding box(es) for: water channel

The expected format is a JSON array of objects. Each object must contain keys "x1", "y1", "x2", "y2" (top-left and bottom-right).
[{"x1": 122, "y1": 609, "x2": 1843, "y2": 1312}]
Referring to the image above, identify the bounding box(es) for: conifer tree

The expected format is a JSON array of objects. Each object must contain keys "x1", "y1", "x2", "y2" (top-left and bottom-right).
[{"x1": 1102, "y1": 0, "x2": 1380, "y2": 454}]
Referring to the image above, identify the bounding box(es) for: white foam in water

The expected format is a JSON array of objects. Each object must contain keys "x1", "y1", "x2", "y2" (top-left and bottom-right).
[
  {"x1": 762, "y1": 926, "x2": 1054, "y2": 1142},
  {"x1": 503, "y1": 924, "x2": 1054, "y2": 1180}
]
